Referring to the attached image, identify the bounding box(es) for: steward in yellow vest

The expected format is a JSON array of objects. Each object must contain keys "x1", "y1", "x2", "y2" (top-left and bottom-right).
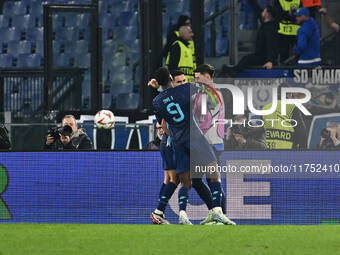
[
  {"x1": 273, "y1": 0, "x2": 302, "y2": 62},
  {"x1": 166, "y1": 26, "x2": 195, "y2": 81},
  {"x1": 262, "y1": 99, "x2": 307, "y2": 150}
]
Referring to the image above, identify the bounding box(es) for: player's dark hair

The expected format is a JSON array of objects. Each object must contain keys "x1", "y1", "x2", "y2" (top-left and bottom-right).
[
  {"x1": 170, "y1": 70, "x2": 184, "y2": 78},
  {"x1": 194, "y1": 64, "x2": 215, "y2": 78},
  {"x1": 154, "y1": 67, "x2": 171, "y2": 87}
]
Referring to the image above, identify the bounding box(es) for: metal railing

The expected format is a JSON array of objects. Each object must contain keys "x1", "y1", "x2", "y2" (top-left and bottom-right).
[{"x1": 0, "y1": 67, "x2": 86, "y2": 117}]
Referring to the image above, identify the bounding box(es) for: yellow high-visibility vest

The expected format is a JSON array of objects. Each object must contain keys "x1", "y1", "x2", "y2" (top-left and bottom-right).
[
  {"x1": 166, "y1": 40, "x2": 195, "y2": 81},
  {"x1": 278, "y1": 0, "x2": 301, "y2": 36},
  {"x1": 262, "y1": 100, "x2": 296, "y2": 149},
  {"x1": 175, "y1": 30, "x2": 196, "y2": 66}
]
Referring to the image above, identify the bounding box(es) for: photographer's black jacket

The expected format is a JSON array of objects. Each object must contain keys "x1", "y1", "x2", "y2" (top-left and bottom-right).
[{"x1": 44, "y1": 129, "x2": 93, "y2": 150}]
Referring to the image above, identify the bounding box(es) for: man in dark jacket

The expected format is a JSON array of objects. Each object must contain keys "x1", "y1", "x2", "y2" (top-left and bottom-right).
[
  {"x1": 44, "y1": 115, "x2": 93, "y2": 150},
  {"x1": 221, "y1": 6, "x2": 279, "y2": 77},
  {"x1": 294, "y1": 7, "x2": 321, "y2": 66}
]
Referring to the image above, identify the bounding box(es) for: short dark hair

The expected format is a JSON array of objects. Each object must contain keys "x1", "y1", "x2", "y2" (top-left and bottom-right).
[
  {"x1": 170, "y1": 69, "x2": 184, "y2": 78},
  {"x1": 194, "y1": 64, "x2": 215, "y2": 78},
  {"x1": 154, "y1": 67, "x2": 171, "y2": 86}
]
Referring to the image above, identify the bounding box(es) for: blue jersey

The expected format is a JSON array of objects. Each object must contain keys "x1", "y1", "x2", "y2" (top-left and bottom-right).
[{"x1": 152, "y1": 83, "x2": 191, "y2": 145}]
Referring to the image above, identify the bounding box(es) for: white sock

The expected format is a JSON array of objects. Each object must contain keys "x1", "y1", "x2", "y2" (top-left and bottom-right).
[
  {"x1": 154, "y1": 209, "x2": 163, "y2": 215},
  {"x1": 179, "y1": 210, "x2": 187, "y2": 217},
  {"x1": 212, "y1": 207, "x2": 223, "y2": 214}
]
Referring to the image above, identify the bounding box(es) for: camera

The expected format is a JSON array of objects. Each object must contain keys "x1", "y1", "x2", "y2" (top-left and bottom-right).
[
  {"x1": 48, "y1": 125, "x2": 73, "y2": 141},
  {"x1": 230, "y1": 124, "x2": 248, "y2": 136}
]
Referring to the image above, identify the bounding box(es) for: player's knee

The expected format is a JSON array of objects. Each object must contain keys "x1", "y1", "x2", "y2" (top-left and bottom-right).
[{"x1": 179, "y1": 176, "x2": 191, "y2": 189}]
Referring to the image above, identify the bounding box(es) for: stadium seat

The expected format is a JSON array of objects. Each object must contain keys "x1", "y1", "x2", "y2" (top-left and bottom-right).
[
  {"x1": 18, "y1": 53, "x2": 44, "y2": 67},
  {"x1": 55, "y1": 27, "x2": 77, "y2": 41},
  {"x1": 27, "y1": 27, "x2": 44, "y2": 41},
  {"x1": 118, "y1": 12, "x2": 138, "y2": 27},
  {"x1": 54, "y1": 53, "x2": 73, "y2": 67},
  {"x1": 101, "y1": 14, "x2": 117, "y2": 29},
  {"x1": 76, "y1": 14, "x2": 91, "y2": 28},
  {"x1": 116, "y1": 93, "x2": 139, "y2": 109},
  {"x1": 31, "y1": 41, "x2": 44, "y2": 55},
  {"x1": 29, "y1": 2, "x2": 44, "y2": 16},
  {"x1": 0, "y1": 54, "x2": 13, "y2": 68},
  {"x1": 75, "y1": 53, "x2": 90, "y2": 67},
  {"x1": 77, "y1": 28, "x2": 90, "y2": 41},
  {"x1": 0, "y1": 28, "x2": 22, "y2": 41},
  {"x1": 8, "y1": 40, "x2": 32, "y2": 55},
  {"x1": 3, "y1": 2, "x2": 17, "y2": 16},
  {"x1": 117, "y1": 26, "x2": 138, "y2": 42},
  {"x1": 74, "y1": 40, "x2": 91, "y2": 55}
]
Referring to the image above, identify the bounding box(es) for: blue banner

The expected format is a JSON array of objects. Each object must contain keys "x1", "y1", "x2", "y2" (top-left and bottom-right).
[{"x1": 0, "y1": 151, "x2": 339, "y2": 225}]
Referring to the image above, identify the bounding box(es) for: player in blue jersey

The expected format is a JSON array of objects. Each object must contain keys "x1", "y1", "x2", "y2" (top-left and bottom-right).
[
  {"x1": 149, "y1": 69, "x2": 190, "y2": 224},
  {"x1": 150, "y1": 67, "x2": 235, "y2": 225}
]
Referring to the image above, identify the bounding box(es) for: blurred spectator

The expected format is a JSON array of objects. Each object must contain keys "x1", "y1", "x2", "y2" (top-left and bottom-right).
[
  {"x1": 318, "y1": 121, "x2": 340, "y2": 150},
  {"x1": 162, "y1": 15, "x2": 195, "y2": 66},
  {"x1": 273, "y1": 0, "x2": 302, "y2": 63},
  {"x1": 166, "y1": 26, "x2": 195, "y2": 81},
  {"x1": 145, "y1": 123, "x2": 163, "y2": 150},
  {"x1": 294, "y1": 7, "x2": 321, "y2": 66},
  {"x1": 220, "y1": 6, "x2": 279, "y2": 77},
  {"x1": 262, "y1": 84, "x2": 307, "y2": 149},
  {"x1": 44, "y1": 115, "x2": 93, "y2": 150},
  {"x1": 225, "y1": 115, "x2": 266, "y2": 150},
  {"x1": 302, "y1": 0, "x2": 321, "y2": 18},
  {"x1": 0, "y1": 124, "x2": 11, "y2": 150},
  {"x1": 319, "y1": 8, "x2": 339, "y2": 33}
]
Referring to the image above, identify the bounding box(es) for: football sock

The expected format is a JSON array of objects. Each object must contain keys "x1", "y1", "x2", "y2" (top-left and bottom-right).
[
  {"x1": 158, "y1": 183, "x2": 166, "y2": 201},
  {"x1": 178, "y1": 187, "x2": 189, "y2": 211},
  {"x1": 208, "y1": 181, "x2": 226, "y2": 214},
  {"x1": 192, "y1": 178, "x2": 213, "y2": 210},
  {"x1": 209, "y1": 181, "x2": 223, "y2": 209},
  {"x1": 156, "y1": 182, "x2": 177, "y2": 212}
]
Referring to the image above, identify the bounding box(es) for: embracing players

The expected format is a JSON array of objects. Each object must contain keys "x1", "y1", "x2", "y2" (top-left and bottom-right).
[{"x1": 149, "y1": 67, "x2": 235, "y2": 225}]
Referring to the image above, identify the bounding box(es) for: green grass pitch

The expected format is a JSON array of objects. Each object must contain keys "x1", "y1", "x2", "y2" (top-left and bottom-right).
[{"x1": 0, "y1": 224, "x2": 339, "y2": 254}]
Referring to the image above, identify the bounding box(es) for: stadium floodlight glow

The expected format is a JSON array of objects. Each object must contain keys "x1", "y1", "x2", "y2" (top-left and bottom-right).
[{"x1": 200, "y1": 84, "x2": 312, "y2": 116}]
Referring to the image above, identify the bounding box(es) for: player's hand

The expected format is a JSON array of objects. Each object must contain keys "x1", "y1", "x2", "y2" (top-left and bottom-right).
[
  {"x1": 319, "y1": 8, "x2": 327, "y2": 15},
  {"x1": 148, "y1": 79, "x2": 160, "y2": 89},
  {"x1": 263, "y1": 62, "x2": 273, "y2": 70},
  {"x1": 59, "y1": 133, "x2": 71, "y2": 145},
  {"x1": 45, "y1": 134, "x2": 54, "y2": 145}
]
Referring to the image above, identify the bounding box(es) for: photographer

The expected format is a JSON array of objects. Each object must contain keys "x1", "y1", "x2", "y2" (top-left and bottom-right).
[
  {"x1": 225, "y1": 115, "x2": 266, "y2": 150},
  {"x1": 318, "y1": 121, "x2": 340, "y2": 150},
  {"x1": 44, "y1": 115, "x2": 93, "y2": 150}
]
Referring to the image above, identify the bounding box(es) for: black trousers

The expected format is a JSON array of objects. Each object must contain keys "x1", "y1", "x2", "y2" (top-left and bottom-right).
[{"x1": 278, "y1": 34, "x2": 297, "y2": 63}]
